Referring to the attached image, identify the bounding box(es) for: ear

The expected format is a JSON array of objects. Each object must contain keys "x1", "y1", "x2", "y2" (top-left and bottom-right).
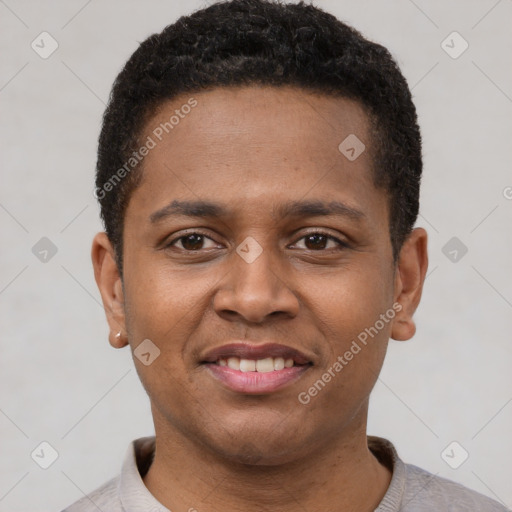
[
  {"x1": 91, "y1": 232, "x2": 128, "y2": 348},
  {"x1": 391, "y1": 227, "x2": 428, "y2": 341}
]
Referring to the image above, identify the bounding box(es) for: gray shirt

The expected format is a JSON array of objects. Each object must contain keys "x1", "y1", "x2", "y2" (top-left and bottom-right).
[{"x1": 61, "y1": 436, "x2": 509, "y2": 512}]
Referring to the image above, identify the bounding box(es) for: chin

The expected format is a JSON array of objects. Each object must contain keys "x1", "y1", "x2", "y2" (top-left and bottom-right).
[{"x1": 203, "y1": 428, "x2": 314, "y2": 467}]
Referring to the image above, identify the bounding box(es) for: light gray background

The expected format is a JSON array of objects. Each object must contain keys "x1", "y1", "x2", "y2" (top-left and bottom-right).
[{"x1": 1, "y1": 0, "x2": 511, "y2": 510}]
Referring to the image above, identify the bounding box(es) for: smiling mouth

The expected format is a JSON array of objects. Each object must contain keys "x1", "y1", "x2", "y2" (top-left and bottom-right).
[
  {"x1": 201, "y1": 344, "x2": 313, "y2": 394},
  {"x1": 203, "y1": 360, "x2": 312, "y2": 394},
  {"x1": 211, "y1": 356, "x2": 308, "y2": 372}
]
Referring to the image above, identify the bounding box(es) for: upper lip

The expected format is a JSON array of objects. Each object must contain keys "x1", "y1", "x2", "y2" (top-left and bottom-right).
[{"x1": 201, "y1": 342, "x2": 312, "y2": 365}]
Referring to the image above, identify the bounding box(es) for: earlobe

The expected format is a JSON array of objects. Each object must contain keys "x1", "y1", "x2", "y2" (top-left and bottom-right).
[
  {"x1": 91, "y1": 232, "x2": 128, "y2": 348},
  {"x1": 110, "y1": 329, "x2": 128, "y2": 349},
  {"x1": 391, "y1": 315, "x2": 417, "y2": 341},
  {"x1": 390, "y1": 227, "x2": 428, "y2": 342}
]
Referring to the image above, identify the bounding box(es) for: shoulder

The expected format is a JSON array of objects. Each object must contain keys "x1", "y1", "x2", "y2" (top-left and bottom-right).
[
  {"x1": 402, "y1": 463, "x2": 510, "y2": 511},
  {"x1": 60, "y1": 476, "x2": 121, "y2": 512},
  {"x1": 368, "y1": 436, "x2": 509, "y2": 512}
]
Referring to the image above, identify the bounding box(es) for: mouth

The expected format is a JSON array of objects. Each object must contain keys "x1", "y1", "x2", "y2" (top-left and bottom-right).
[{"x1": 200, "y1": 343, "x2": 313, "y2": 394}]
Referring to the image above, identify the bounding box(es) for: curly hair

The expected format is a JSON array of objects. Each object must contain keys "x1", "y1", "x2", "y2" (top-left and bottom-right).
[{"x1": 95, "y1": 0, "x2": 422, "y2": 273}]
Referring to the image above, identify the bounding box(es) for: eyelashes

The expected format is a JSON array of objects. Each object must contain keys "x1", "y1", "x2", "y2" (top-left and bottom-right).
[{"x1": 166, "y1": 230, "x2": 349, "y2": 252}]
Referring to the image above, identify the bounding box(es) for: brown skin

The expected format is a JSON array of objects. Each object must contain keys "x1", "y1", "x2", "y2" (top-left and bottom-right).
[{"x1": 92, "y1": 86, "x2": 428, "y2": 511}]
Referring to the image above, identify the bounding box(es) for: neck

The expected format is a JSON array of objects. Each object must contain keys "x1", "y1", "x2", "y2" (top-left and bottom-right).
[{"x1": 143, "y1": 407, "x2": 392, "y2": 511}]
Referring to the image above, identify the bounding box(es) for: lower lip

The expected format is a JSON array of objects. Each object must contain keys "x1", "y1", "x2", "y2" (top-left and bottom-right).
[{"x1": 204, "y1": 363, "x2": 311, "y2": 394}]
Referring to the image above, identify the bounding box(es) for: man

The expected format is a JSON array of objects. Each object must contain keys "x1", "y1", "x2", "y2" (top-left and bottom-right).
[{"x1": 63, "y1": 0, "x2": 508, "y2": 510}]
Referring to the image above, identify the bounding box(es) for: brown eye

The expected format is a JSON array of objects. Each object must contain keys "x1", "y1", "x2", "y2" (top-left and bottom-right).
[
  {"x1": 304, "y1": 234, "x2": 329, "y2": 250},
  {"x1": 179, "y1": 233, "x2": 205, "y2": 250},
  {"x1": 293, "y1": 232, "x2": 348, "y2": 251},
  {"x1": 168, "y1": 232, "x2": 219, "y2": 251}
]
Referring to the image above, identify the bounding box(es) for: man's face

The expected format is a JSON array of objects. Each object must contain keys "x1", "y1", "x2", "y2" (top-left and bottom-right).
[{"x1": 119, "y1": 86, "x2": 398, "y2": 464}]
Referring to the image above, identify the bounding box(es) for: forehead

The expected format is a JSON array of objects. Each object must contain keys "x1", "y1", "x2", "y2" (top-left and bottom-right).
[
  {"x1": 145, "y1": 86, "x2": 371, "y2": 166},
  {"x1": 128, "y1": 86, "x2": 385, "y2": 226}
]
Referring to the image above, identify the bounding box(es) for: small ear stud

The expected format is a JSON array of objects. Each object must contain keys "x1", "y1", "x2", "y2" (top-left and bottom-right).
[{"x1": 115, "y1": 331, "x2": 122, "y2": 340}]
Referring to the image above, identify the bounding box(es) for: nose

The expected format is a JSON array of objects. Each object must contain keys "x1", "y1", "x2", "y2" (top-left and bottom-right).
[{"x1": 213, "y1": 241, "x2": 300, "y2": 324}]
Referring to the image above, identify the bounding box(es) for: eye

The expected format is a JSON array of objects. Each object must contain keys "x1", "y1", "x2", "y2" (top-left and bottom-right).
[
  {"x1": 167, "y1": 231, "x2": 219, "y2": 251},
  {"x1": 165, "y1": 230, "x2": 348, "y2": 252},
  {"x1": 292, "y1": 231, "x2": 348, "y2": 251}
]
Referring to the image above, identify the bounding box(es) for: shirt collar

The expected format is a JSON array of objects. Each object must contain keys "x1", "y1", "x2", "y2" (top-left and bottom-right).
[
  {"x1": 118, "y1": 435, "x2": 405, "y2": 511},
  {"x1": 118, "y1": 436, "x2": 170, "y2": 512},
  {"x1": 369, "y1": 436, "x2": 406, "y2": 511}
]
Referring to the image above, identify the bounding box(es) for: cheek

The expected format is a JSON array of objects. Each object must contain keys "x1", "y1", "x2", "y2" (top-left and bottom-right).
[
  {"x1": 297, "y1": 293, "x2": 390, "y2": 426},
  {"x1": 123, "y1": 261, "x2": 210, "y2": 339},
  {"x1": 298, "y1": 260, "x2": 393, "y2": 397},
  {"x1": 122, "y1": 264, "x2": 216, "y2": 389},
  {"x1": 303, "y1": 257, "x2": 393, "y2": 340}
]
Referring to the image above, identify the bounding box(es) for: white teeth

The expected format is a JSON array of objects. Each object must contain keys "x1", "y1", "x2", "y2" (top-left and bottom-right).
[
  {"x1": 227, "y1": 357, "x2": 240, "y2": 370},
  {"x1": 239, "y1": 359, "x2": 256, "y2": 372},
  {"x1": 255, "y1": 357, "x2": 274, "y2": 373},
  {"x1": 274, "y1": 357, "x2": 285, "y2": 370},
  {"x1": 217, "y1": 356, "x2": 299, "y2": 371}
]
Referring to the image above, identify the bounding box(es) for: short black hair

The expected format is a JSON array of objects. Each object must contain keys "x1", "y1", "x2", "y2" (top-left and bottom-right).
[{"x1": 95, "y1": 0, "x2": 422, "y2": 273}]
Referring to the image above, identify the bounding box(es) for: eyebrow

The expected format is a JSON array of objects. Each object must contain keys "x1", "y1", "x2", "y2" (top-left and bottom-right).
[{"x1": 149, "y1": 199, "x2": 365, "y2": 223}]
